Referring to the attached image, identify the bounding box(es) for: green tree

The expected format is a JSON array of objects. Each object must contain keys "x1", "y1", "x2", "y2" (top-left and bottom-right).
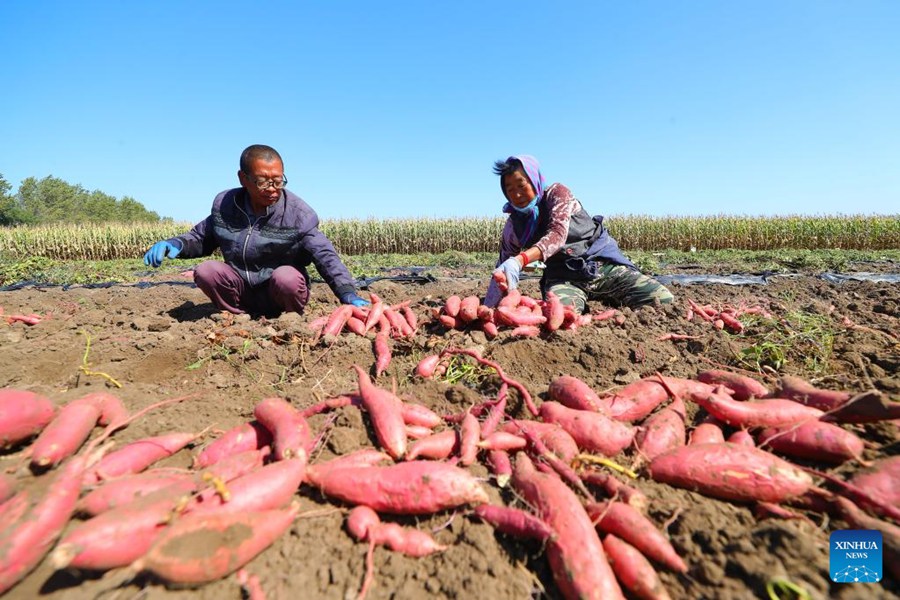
[
  {"x1": 0, "y1": 173, "x2": 25, "y2": 225},
  {"x1": 12, "y1": 175, "x2": 167, "y2": 223}
]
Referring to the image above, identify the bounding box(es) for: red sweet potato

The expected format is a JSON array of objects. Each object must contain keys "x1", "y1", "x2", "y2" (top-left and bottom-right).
[
  {"x1": 363, "y1": 293, "x2": 385, "y2": 334},
  {"x1": 307, "y1": 461, "x2": 489, "y2": 514},
  {"x1": 726, "y1": 429, "x2": 755, "y2": 447},
  {"x1": 187, "y1": 458, "x2": 306, "y2": 515},
  {"x1": 603, "y1": 534, "x2": 672, "y2": 600},
  {"x1": 486, "y1": 449, "x2": 512, "y2": 487},
  {"x1": 501, "y1": 420, "x2": 580, "y2": 463},
  {"x1": 458, "y1": 412, "x2": 480, "y2": 466},
  {"x1": 0, "y1": 451, "x2": 92, "y2": 593},
  {"x1": 193, "y1": 421, "x2": 273, "y2": 469},
  {"x1": 254, "y1": 397, "x2": 311, "y2": 461},
  {"x1": 478, "y1": 431, "x2": 527, "y2": 452},
  {"x1": 373, "y1": 332, "x2": 391, "y2": 377},
  {"x1": 539, "y1": 401, "x2": 635, "y2": 457},
  {"x1": 542, "y1": 292, "x2": 565, "y2": 331},
  {"x1": 322, "y1": 304, "x2": 353, "y2": 340},
  {"x1": 472, "y1": 503, "x2": 553, "y2": 542},
  {"x1": 604, "y1": 379, "x2": 670, "y2": 422},
  {"x1": 0, "y1": 491, "x2": 30, "y2": 535},
  {"x1": 776, "y1": 375, "x2": 850, "y2": 410},
  {"x1": 511, "y1": 453, "x2": 624, "y2": 599},
  {"x1": 346, "y1": 505, "x2": 446, "y2": 557},
  {"x1": 400, "y1": 402, "x2": 442, "y2": 429},
  {"x1": 648, "y1": 442, "x2": 813, "y2": 503},
  {"x1": 688, "y1": 422, "x2": 725, "y2": 445},
  {"x1": 305, "y1": 449, "x2": 393, "y2": 486},
  {"x1": 579, "y1": 470, "x2": 648, "y2": 512},
  {"x1": 352, "y1": 365, "x2": 407, "y2": 460},
  {"x1": 482, "y1": 321, "x2": 499, "y2": 339},
  {"x1": 79, "y1": 391, "x2": 129, "y2": 427},
  {"x1": 84, "y1": 431, "x2": 201, "y2": 485},
  {"x1": 0, "y1": 389, "x2": 57, "y2": 449},
  {"x1": 586, "y1": 501, "x2": 687, "y2": 573},
  {"x1": 696, "y1": 369, "x2": 768, "y2": 400},
  {"x1": 77, "y1": 471, "x2": 197, "y2": 516},
  {"x1": 496, "y1": 306, "x2": 547, "y2": 327},
  {"x1": 134, "y1": 505, "x2": 299, "y2": 585},
  {"x1": 756, "y1": 421, "x2": 864, "y2": 464},
  {"x1": 635, "y1": 398, "x2": 686, "y2": 462},
  {"x1": 29, "y1": 397, "x2": 101, "y2": 468},
  {"x1": 415, "y1": 354, "x2": 441, "y2": 378},
  {"x1": 344, "y1": 316, "x2": 367, "y2": 336},
  {"x1": 497, "y1": 289, "x2": 521, "y2": 309},
  {"x1": 444, "y1": 295, "x2": 462, "y2": 317},
  {"x1": 458, "y1": 295, "x2": 480, "y2": 323},
  {"x1": 406, "y1": 430, "x2": 458, "y2": 460},
  {"x1": 822, "y1": 389, "x2": 900, "y2": 424},
  {"x1": 548, "y1": 375, "x2": 609, "y2": 413},
  {"x1": 53, "y1": 486, "x2": 191, "y2": 570},
  {"x1": 689, "y1": 389, "x2": 824, "y2": 429},
  {"x1": 848, "y1": 456, "x2": 900, "y2": 518}
]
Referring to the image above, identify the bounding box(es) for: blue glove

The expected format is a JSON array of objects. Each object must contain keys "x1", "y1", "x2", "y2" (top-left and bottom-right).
[
  {"x1": 143, "y1": 241, "x2": 181, "y2": 268},
  {"x1": 340, "y1": 292, "x2": 370, "y2": 307},
  {"x1": 492, "y1": 256, "x2": 523, "y2": 291}
]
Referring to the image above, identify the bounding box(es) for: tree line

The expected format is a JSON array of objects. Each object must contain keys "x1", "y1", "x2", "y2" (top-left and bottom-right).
[{"x1": 0, "y1": 173, "x2": 166, "y2": 226}]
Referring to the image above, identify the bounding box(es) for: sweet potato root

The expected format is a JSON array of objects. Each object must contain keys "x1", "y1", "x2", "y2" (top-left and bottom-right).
[
  {"x1": 254, "y1": 397, "x2": 311, "y2": 461},
  {"x1": 307, "y1": 461, "x2": 489, "y2": 514},
  {"x1": 756, "y1": 421, "x2": 864, "y2": 464},
  {"x1": 696, "y1": 369, "x2": 769, "y2": 400},
  {"x1": 29, "y1": 397, "x2": 102, "y2": 468},
  {"x1": 346, "y1": 505, "x2": 446, "y2": 557},
  {"x1": 548, "y1": 375, "x2": 608, "y2": 413},
  {"x1": 0, "y1": 389, "x2": 56, "y2": 449},
  {"x1": 471, "y1": 503, "x2": 553, "y2": 542},
  {"x1": 602, "y1": 534, "x2": 672, "y2": 600},
  {"x1": 648, "y1": 442, "x2": 813, "y2": 503},
  {"x1": 689, "y1": 389, "x2": 824, "y2": 429},
  {"x1": 539, "y1": 401, "x2": 635, "y2": 457},
  {"x1": 134, "y1": 505, "x2": 299, "y2": 585},
  {"x1": 352, "y1": 365, "x2": 407, "y2": 460},
  {"x1": 586, "y1": 501, "x2": 687, "y2": 573}
]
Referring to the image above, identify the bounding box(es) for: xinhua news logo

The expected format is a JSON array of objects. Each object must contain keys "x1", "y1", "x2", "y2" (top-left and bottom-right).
[{"x1": 830, "y1": 530, "x2": 882, "y2": 583}]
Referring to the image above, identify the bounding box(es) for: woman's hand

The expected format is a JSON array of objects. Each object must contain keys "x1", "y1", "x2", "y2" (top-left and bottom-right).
[{"x1": 492, "y1": 256, "x2": 523, "y2": 292}]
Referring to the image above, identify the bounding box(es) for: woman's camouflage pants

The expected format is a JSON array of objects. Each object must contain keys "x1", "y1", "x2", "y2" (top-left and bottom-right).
[{"x1": 543, "y1": 263, "x2": 674, "y2": 313}]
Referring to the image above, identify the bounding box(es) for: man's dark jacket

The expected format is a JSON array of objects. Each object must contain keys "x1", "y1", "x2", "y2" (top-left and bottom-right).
[{"x1": 167, "y1": 188, "x2": 356, "y2": 299}]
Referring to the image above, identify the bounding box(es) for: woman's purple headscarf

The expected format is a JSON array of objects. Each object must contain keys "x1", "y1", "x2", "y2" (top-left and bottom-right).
[
  {"x1": 501, "y1": 154, "x2": 545, "y2": 201},
  {"x1": 501, "y1": 154, "x2": 545, "y2": 245}
]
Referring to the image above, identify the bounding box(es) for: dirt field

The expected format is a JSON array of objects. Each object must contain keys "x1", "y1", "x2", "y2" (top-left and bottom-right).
[{"x1": 1, "y1": 264, "x2": 898, "y2": 600}]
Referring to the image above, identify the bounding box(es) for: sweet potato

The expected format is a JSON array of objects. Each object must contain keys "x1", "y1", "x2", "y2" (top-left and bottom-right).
[
  {"x1": 79, "y1": 391, "x2": 129, "y2": 427},
  {"x1": 579, "y1": 470, "x2": 648, "y2": 512},
  {"x1": 756, "y1": 421, "x2": 864, "y2": 464},
  {"x1": 539, "y1": 401, "x2": 634, "y2": 457},
  {"x1": 29, "y1": 397, "x2": 101, "y2": 469},
  {"x1": 847, "y1": 456, "x2": 899, "y2": 518},
  {"x1": 415, "y1": 354, "x2": 441, "y2": 378},
  {"x1": 604, "y1": 380, "x2": 669, "y2": 422},
  {"x1": 458, "y1": 412, "x2": 480, "y2": 466},
  {"x1": 254, "y1": 397, "x2": 311, "y2": 461},
  {"x1": 322, "y1": 304, "x2": 353, "y2": 340},
  {"x1": 648, "y1": 442, "x2": 813, "y2": 503},
  {"x1": 586, "y1": 501, "x2": 687, "y2": 573},
  {"x1": 602, "y1": 534, "x2": 672, "y2": 600},
  {"x1": 193, "y1": 421, "x2": 273, "y2": 469},
  {"x1": 77, "y1": 471, "x2": 197, "y2": 516},
  {"x1": 776, "y1": 375, "x2": 851, "y2": 410},
  {"x1": 307, "y1": 461, "x2": 489, "y2": 514},
  {"x1": 548, "y1": 375, "x2": 608, "y2": 413},
  {"x1": 822, "y1": 389, "x2": 900, "y2": 424},
  {"x1": 352, "y1": 365, "x2": 407, "y2": 460},
  {"x1": 511, "y1": 452, "x2": 624, "y2": 599},
  {"x1": 696, "y1": 369, "x2": 768, "y2": 400},
  {"x1": 405, "y1": 430, "x2": 458, "y2": 460},
  {"x1": 497, "y1": 289, "x2": 521, "y2": 309},
  {"x1": 486, "y1": 449, "x2": 512, "y2": 487},
  {"x1": 0, "y1": 388, "x2": 56, "y2": 449},
  {"x1": 346, "y1": 505, "x2": 446, "y2": 557},
  {"x1": 688, "y1": 422, "x2": 725, "y2": 445},
  {"x1": 53, "y1": 486, "x2": 191, "y2": 570},
  {"x1": 134, "y1": 505, "x2": 299, "y2": 585},
  {"x1": 0, "y1": 451, "x2": 92, "y2": 593},
  {"x1": 187, "y1": 458, "x2": 306, "y2": 515},
  {"x1": 634, "y1": 398, "x2": 686, "y2": 462},
  {"x1": 472, "y1": 503, "x2": 553, "y2": 542},
  {"x1": 478, "y1": 431, "x2": 527, "y2": 452},
  {"x1": 726, "y1": 429, "x2": 755, "y2": 447},
  {"x1": 689, "y1": 389, "x2": 824, "y2": 429},
  {"x1": 458, "y1": 295, "x2": 480, "y2": 323},
  {"x1": 84, "y1": 431, "x2": 201, "y2": 485},
  {"x1": 443, "y1": 295, "x2": 462, "y2": 317},
  {"x1": 373, "y1": 332, "x2": 391, "y2": 377},
  {"x1": 496, "y1": 306, "x2": 547, "y2": 327},
  {"x1": 501, "y1": 420, "x2": 579, "y2": 463}
]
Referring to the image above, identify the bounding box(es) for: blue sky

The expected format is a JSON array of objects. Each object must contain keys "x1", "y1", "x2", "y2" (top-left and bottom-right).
[{"x1": 2, "y1": 1, "x2": 898, "y2": 224}]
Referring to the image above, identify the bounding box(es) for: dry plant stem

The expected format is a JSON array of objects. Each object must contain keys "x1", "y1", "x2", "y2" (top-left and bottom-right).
[
  {"x1": 79, "y1": 330, "x2": 123, "y2": 388},
  {"x1": 439, "y1": 348, "x2": 538, "y2": 416},
  {"x1": 575, "y1": 454, "x2": 638, "y2": 479}
]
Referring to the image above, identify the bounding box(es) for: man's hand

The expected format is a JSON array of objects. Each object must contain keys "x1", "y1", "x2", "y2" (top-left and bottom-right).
[
  {"x1": 340, "y1": 292, "x2": 370, "y2": 307},
  {"x1": 492, "y1": 256, "x2": 523, "y2": 292},
  {"x1": 143, "y1": 241, "x2": 181, "y2": 268}
]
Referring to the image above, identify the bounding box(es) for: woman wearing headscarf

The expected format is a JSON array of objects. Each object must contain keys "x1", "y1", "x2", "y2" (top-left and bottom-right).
[{"x1": 485, "y1": 155, "x2": 673, "y2": 311}]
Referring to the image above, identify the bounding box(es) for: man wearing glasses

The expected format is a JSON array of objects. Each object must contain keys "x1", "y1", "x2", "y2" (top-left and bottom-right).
[{"x1": 143, "y1": 144, "x2": 369, "y2": 317}]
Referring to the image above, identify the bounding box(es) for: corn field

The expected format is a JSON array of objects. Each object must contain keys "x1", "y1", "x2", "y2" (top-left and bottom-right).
[{"x1": 0, "y1": 215, "x2": 897, "y2": 260}]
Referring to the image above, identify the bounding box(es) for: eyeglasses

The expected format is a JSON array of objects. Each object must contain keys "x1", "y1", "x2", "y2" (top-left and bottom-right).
[{"x1": 244, "y1": 173, "x2": 288, "y2": 190}]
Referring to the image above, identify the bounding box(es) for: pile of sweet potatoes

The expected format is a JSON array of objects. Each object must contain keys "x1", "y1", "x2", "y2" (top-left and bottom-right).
[{"x1": 2, "y1": 338, "x2": 897, "y2": 598}]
